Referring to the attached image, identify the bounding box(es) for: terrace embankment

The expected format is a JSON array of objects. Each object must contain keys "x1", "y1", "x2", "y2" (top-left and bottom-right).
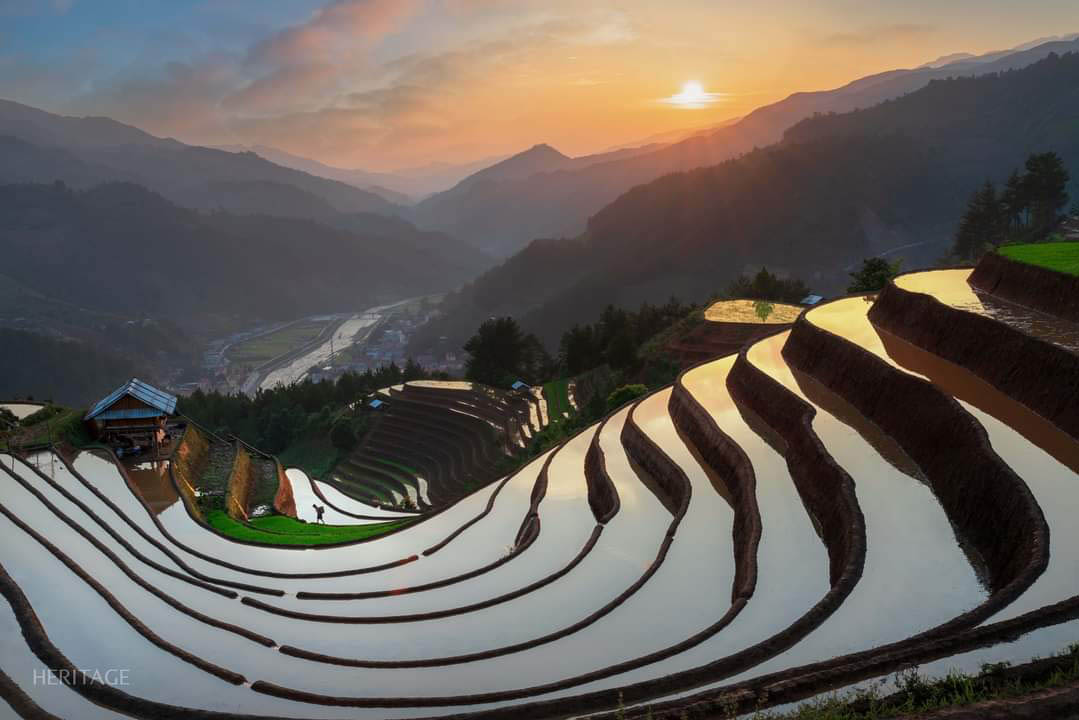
[
  {"x1": 869, "y1": 280, "x2": 1079, "y2": 439},
  {"x1": 224, "y1": 446, "x2": 254, "y2": 520},
  {"x1": 667, "y1": 320, "x2": 795, "y2": 367},
  {"x1": 620, "y1": 398, "x2": 691, "y2": 526},
  {"x1": 583, "y1": 416, "x2": 620, "y2": 524},
  {"x1": 969, "y1": 251, "x2": 1079, "y2": 323},
  {"x1": 170, "y1": 423, "x2": 208, "y2": 521},
  {"x1": 784, "y1": 315, "x2": 1047, "y2": 601},
  {"x1": 272, "y1": 461, "x2": 296, "y2": 517},
  {"x1": 727, "y1": 346, "x2": 864, "y2": 589},
  {"x1": 668, "y1": 379, "x2": 761, "y2": 601}
]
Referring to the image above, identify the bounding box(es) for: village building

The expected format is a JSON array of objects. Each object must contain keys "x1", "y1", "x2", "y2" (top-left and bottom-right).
[{"x1": 84, "y1": 378, "x2": 178, "y2": 456}]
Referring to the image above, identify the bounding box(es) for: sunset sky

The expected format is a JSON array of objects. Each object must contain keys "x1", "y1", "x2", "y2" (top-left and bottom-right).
[{"x1": 2, "y1": 0, "x2": 1077, "y2": 171}]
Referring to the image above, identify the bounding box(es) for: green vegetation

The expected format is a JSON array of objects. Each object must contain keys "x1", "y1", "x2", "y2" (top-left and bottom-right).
[
  {"x1": 1, "y1": 404, "x2": 92, "y2": 451},
  {"x1": 277, "y1": 434, "x2": 341, "y2": 481},
  {"x1": 543, "y1": 379, "x2": 572, "y2": 423},
  {"x1": 999, "y1": 241, "x2": 1079, "y2": 277},
  {"x1": 953, "y1": 152, "x2": 1071, "y2": 259},
  {"x1": 180, "y1": 361, "x2": 444, "y2": 477},
  {"x1": 848, "y1": 258, "x2": 902, "y2": 293},
  {"x1": 205, "y1": 510, "x2": 409, "y2": 546},
  {"x1": 0, "y1": 329, "x2": 140, "y2": 407},
  {"x1": 464, "y1": 317, "x2": 551, "y2": 388},
  {"x1": 606, "y1": 384, "x2": 648, "y2": 410},
  {"x1": 227, "y1": 320, "x2": 331, "y2": 366},
  {"x1": 753, "y1": 300, "x2": 775, "y2": 323},
  {"x1": 727, "y1": 268, "x2": 810, "y2": 304},
  {"x1": 719, "y1": 644, "x2": 1079, "y2": 720}
]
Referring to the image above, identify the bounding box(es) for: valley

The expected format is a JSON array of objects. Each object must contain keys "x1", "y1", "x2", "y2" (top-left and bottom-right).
[{"x1": 3, "y1": 9, "x2": 1079, "y2": 720}]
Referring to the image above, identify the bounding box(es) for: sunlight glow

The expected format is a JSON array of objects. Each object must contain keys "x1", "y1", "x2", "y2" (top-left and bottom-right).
[{"x1": 661, "y1": 80, "x2": 724, "y2": 108}]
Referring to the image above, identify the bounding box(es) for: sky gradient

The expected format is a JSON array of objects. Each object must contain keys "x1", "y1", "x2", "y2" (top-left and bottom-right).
[{"x1": 2, "y1": 0, "x2": 1077, "y2": 171}]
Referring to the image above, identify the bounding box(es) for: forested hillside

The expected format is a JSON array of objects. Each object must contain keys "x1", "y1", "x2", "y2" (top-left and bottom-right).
[{"x1": 0, "y1": 181, "x2": 486, "y2": 326}]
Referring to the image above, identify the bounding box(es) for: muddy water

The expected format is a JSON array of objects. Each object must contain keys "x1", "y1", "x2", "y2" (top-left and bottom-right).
[
  {"x1": 895, "y1": 269, "x2": 1079, "y2": 351},
  {"x1": 124, "y1": 460, "x2": 179, "y2": 516},
  {"x1": 811, "y1": 296, "x2": 1079, "y2": 624}
]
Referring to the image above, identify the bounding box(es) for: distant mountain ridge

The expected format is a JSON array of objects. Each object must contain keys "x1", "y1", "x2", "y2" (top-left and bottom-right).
[
  {"x1": 0, "y1": 99, "x2": 396, "y2": 217},
  {"x1": 216, "y1": 143, "x2": 510, "y2": 202},
  {"x1": 409, "y1": 50, "x2": 1079, "y2": 357},
  {"x1": 405, "y1": 35, "x2": 1079, "y2": 258}
]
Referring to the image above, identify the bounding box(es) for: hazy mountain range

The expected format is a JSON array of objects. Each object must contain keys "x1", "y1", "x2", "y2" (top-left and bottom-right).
[
  {"x1": 408, "y1": 50, "x2": 1079, "y2": 356},
  {"x1": 398, "y1": 35, "x2": 1079, "y2": 258}
]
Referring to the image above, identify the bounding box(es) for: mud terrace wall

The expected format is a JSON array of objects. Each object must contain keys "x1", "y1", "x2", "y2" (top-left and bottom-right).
[
  {"x1": 584, "y1": 416, "x2": 620, "y2": 524},
  {"x1": 783, "y1": 317, "x2": 1048, "y2": 600},
  {"x1": 727, "y1": 347, "x2": 864, "y2": 588},
  {"x1": 620, "y1": 399, "x2": 691, "y2": 524},
  {"x1": 870, "y1": 281, "x2": 1079, "y2": 439},
  {"x1": 171, "y1": 424, "x2": 208, "y2": 522},
  {"x1": 668, "y1": 380, "x2": 761, "y2": 601},
  {"x1": 272, "y1": 460, "x2": 297, "y2": 518},
  {"x1": 225, "y1": 445, "x2": 254, "y2": 521},
  {"x1": 969, "y1": 251, "x2": 1079, "y2": 323}
]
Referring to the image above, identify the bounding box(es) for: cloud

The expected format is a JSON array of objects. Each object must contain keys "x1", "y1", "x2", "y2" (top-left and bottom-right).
[
  {"x1": 249, "y1": 0, "x2": 419, "y2": 67},
  {"x1": 820, "y1": 23, "x2": 935, "y2": 48}
]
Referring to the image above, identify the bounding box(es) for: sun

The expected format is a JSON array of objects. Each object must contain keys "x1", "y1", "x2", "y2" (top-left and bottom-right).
[{"x1": 661, "y1": 80, "x2": 722, "y2": 109}]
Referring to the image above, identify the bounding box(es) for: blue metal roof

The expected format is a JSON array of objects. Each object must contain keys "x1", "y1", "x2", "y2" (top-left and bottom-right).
[
  {"x1": 511, "y1": 380, "x2": 530, "y2": 390},
  {"x1": 369, "y1": 398, "x2": 384, "y2": 409},
  {"x1": 85, "y1": 378, "x2": 177, "y2": 421},
  {"x1": 95, "y1": 408, "x2": 167, "y2": 421}
]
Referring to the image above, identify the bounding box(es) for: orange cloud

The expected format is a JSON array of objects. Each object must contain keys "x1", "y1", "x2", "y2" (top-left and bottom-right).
[{"x1": 249, "y1": 0, "x2": 419, "y2": 66}]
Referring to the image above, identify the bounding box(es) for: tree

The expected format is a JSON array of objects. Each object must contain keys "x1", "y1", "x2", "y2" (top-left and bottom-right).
[
  {"x1": 953, "y1": 181, "x2": 1005, "y2": 259},
  {"x1": 1024, "y1": 152, "x2": 1070, "y2": 234},
  {"x1": 848, "y1": 257, "x2": 902, "y2": 293},
  {"x1": 559, "y1": 325, "x2": 599, "y2": 376},
  {"x1": 753, "y1": 300, "x2": 774, "y2": 323},
  {"x1": 726, "y1": 268, "x2": 810, "y2": 303},
  {"x1": 1000, "y1": 169, "x2": 1029, "y2": 233},
  {"x1": 330, "y1": 417, "x2": 357, "y2": 451},
  {"x1": 606, "y1": 384, "x2": 648, "y2": 411},
  {"x1": 464, "y1": 317, "x2": 530, "y2": 387}
]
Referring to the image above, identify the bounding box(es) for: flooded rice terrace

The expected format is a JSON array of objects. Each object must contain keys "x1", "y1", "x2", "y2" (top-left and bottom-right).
[{"x1": 1, "y1": 268, "x2": 1078, "y2": 719}]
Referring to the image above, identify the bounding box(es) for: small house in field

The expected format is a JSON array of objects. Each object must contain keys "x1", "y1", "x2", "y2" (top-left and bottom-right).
[{"x1": 85, "y1": 379, "x2": 177, "y2": 453}]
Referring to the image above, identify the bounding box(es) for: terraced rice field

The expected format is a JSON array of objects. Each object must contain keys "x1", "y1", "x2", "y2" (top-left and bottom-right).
[
  {"x1": 331, "y1": 380, "x2": 547, "y2": 510},
  {"x1": 1, "y1": 265, "x2": 1079, "y2": 719}
]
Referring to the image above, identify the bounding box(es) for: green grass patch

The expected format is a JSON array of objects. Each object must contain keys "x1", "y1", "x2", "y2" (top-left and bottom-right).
[
  {"x1": 2, "y1": 405, "x2": 91, "y2": 450},
  {"x1": 206, "y1": 510, "x2": 409, "y2": 546},
  {"x1": 543, "y1": 379, "x2": 572, "y2": 423},
  {"x1": 999, "y1": 241, "x2": 1079, "y2": 276},
  {"x1": 227, "y1": 320, "x2": 329, "y2": 365},
  {"x1": 278, "y1": 433, "x2": 341, "y2": 480}
]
